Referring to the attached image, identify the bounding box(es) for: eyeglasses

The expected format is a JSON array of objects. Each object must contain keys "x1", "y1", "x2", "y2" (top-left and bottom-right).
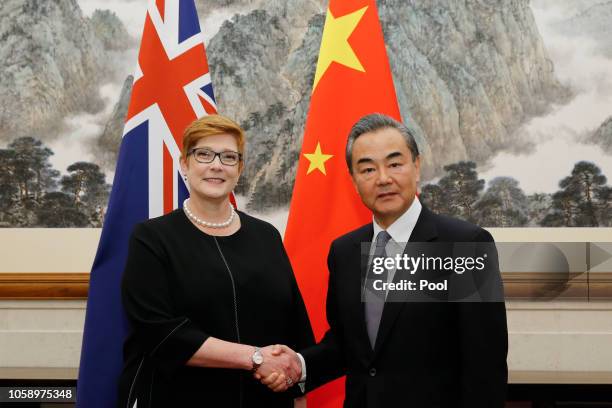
[{"x1": 188, "y1": 148, "x2": 242, "y2": 166}]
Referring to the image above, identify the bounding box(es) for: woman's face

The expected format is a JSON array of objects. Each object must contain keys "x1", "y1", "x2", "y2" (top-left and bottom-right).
[{"x1": 180, "y1": 133, "x2": 242, "y2": 203}]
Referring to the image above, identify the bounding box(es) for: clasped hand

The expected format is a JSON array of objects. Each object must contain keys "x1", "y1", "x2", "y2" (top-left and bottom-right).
[{"x1": 253, "y1": 345, "x2": 301, "y2": 392}]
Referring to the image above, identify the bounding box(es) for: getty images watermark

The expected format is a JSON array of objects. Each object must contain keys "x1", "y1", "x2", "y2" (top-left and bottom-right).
[{"x1": 361, "y1": 242, "x2": 505, "y2": 303}]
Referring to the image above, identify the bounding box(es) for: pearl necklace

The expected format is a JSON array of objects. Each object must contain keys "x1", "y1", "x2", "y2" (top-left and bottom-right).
[{"x1": 183, "y1": 198, "x2": 236, "y2": 228}]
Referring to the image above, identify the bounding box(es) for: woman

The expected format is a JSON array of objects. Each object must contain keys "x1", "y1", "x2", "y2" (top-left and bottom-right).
[{"x1": 117, "y1": 114, "x2": 314, "y2": 407}]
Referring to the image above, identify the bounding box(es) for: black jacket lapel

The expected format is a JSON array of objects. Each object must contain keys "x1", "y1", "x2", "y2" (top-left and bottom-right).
[{"x1": 351, "y1": 223, "x2": 375, "y2": 359}]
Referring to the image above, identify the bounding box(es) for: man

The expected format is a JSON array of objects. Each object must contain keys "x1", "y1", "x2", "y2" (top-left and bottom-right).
[{"x1": 261, "y1": 113, "x2": 508, "y2": 407}]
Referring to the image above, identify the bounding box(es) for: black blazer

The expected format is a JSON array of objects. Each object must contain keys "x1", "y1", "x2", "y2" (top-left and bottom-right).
[
  {"x1": 117, "y1": 211, "x2": 314, "y2": 408},
  {"x1": 301, "y1": 206, "x2": 508, "y2": 408}
]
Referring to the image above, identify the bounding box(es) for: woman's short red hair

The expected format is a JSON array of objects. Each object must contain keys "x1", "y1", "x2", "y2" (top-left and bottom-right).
[{"x1": 182, "y1": 114, "x2": 245, "y2": 159}]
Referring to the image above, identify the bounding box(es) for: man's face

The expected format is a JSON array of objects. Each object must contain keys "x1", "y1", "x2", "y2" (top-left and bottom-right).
[{"x1": 350, "y1": 127, "x2": 420, "y2": 228}]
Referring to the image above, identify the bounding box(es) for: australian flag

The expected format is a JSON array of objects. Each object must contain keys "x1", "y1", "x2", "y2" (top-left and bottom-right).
[{"x1": 76, "y1": 1, "x2": 217, "y2": 406}]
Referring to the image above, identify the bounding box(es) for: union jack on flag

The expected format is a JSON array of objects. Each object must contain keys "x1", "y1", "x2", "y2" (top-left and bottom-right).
[
  {"x1": 126, "y1": 0, "x2": 217, "y2": 216},
  {"x1": 77, "y1": 1, "x2": 216, "y2": 406}
]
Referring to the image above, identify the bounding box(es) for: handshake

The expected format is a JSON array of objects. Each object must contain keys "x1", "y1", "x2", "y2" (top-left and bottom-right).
[{"x1": 253, "y1": 344, "x2": 302, "y2": 392}]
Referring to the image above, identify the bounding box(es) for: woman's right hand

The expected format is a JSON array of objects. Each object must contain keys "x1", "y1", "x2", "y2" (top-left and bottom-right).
[
  {"x1": 257, "y1": 371, "x2": 288, "y2": 392},
  {"x1": 254, "y1": 345, "x2": 301, "y2": 392}
]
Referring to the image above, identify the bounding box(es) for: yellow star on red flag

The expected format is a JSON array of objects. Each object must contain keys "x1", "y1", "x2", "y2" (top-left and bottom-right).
[
  {"x1": 304, "y1": 142, "x2": 334, "y2": 175},
  {"x1": 286, "y1": 1, "x2": 399, "y2": 403},
  {"x1": 312, "y1": 6, "x2": 368, "y2": 92}
]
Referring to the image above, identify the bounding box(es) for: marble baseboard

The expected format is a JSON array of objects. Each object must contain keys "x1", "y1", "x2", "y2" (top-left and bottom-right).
[
  {"x1": 1, "y1": 300, "x2": 612, "y2": 382},
  {"x1": 0, "y1": 301, "x2": 85, "y2": 368}
]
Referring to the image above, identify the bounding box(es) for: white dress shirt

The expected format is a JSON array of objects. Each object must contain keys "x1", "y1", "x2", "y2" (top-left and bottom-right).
[{"x1": 370, "y1": 197, "x2": 422, "y2": 287}]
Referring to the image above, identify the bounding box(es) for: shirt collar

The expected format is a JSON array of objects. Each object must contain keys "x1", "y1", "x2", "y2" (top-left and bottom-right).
[{"x1": 372, "y1": 196, "x2": 422, "y2": 243}]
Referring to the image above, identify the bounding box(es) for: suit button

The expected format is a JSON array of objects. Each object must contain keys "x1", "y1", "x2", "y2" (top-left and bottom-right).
[{"x1": 369, "y1": 368, "x2": 377, "y2": 377}]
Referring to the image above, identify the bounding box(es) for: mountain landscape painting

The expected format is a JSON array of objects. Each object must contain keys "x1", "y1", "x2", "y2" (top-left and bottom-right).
[{"x1": 1, "y1": 0, "x2": 611, "y2": 228}]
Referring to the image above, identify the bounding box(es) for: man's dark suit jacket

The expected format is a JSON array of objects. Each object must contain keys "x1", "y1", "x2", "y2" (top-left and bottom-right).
[{"x1": 301, "y1": 206, "x2": 508, "y2": 408}]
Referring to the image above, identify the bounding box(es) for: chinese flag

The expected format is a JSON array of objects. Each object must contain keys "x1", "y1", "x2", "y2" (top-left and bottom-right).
[{"x1": 284, "y1": 0, "x2": 401, "y2": 406}]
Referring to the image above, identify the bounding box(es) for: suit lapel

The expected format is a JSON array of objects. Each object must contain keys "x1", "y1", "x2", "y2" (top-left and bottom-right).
[
  {"x1": 372, "y1": 206, "x2": 438, "y2": 357},
  {"x1": 351, "y1": 224, "x2": 375, "y2": 360}
]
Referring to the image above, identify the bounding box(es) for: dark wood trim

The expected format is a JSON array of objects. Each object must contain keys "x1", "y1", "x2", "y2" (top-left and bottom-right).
[
  {"x1": 0, "y1": 273, "x2": 89, "y2": 300},
  {"x1": 0, "y1": 272, "x2": 610, "y2": 300},
  {"x1": 503, "y1": 272, "x2": 587, "y2": 300},
  {"x1": 589, "y1": 272, "x2": 612, "y2": 300},
  {"x1": 502, "y1": 272, "x2": 612, "y2": 300}
]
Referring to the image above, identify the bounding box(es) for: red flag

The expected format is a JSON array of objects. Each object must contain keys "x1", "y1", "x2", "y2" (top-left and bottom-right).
[{"x1": 284, "y1": 1, "x2": 401, "y2": 406}]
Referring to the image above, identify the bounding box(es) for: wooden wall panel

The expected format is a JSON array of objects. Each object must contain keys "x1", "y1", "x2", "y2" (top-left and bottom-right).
[
  {"x1": 0, "y1": 273, "x2": 89, "y2": 300},
  {"x1": 0, "y1": 272, "x2": 610, "y2": 300}
]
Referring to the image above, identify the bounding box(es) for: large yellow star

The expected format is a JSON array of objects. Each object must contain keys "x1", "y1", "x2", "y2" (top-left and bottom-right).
[
  {"x1": 312, "y1": 6, "x2": 368, "y2": 92},
  {"x1": 304, "y1": 142, "x2": 334, "y2": 175}
]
